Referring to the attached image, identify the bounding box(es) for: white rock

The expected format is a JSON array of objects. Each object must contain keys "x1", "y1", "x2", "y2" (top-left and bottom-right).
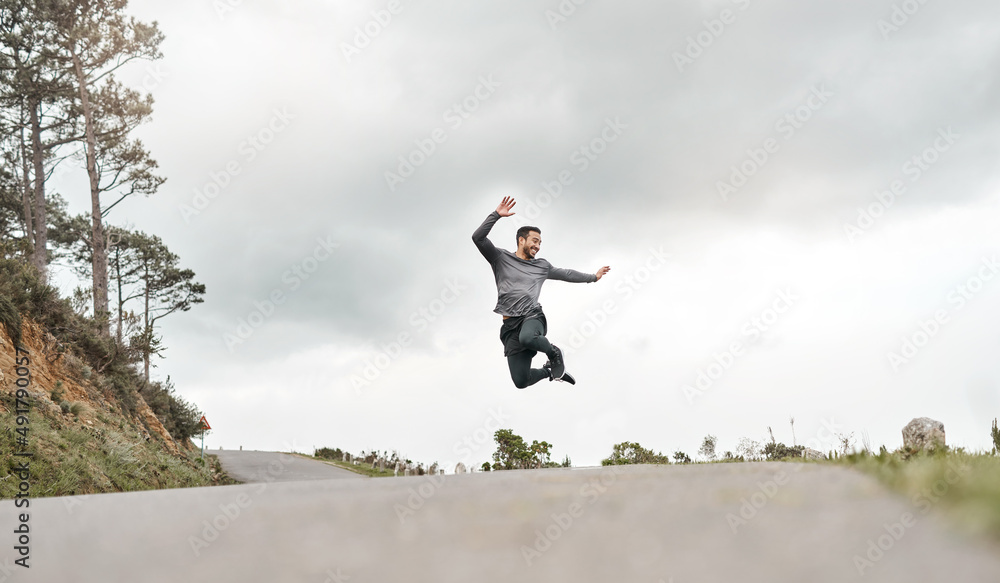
[{"x1": 902, "y1": 417, "x2": 946, "y2": 450}]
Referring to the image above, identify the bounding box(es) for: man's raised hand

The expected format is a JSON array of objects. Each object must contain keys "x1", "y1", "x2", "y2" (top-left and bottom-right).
[
  {"x1": 595, "y1": 266, "x2": 611, "y2": 281},
  {"x1": 496, "y1": 196, "x2": 516, "y2": 217}
]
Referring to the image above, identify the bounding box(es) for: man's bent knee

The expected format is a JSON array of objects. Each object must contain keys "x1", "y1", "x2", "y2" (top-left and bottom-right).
[{"x1": 519, "y1": 328, "x2": 543, "y2": 347}]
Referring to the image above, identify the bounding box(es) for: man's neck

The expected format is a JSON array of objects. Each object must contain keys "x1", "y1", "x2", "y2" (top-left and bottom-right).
[{"x1": 516, "y1": 250, "x2": 531, "y2": 261}]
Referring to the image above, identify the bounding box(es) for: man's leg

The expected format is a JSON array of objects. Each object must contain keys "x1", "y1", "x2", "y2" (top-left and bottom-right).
[
  {"x1": 517, "y1": 317, "x2": 555, "y2": 358},
  {"x1": 518, "y1": 317, "x2": 565, "y2": 378},
  {"x1": 507, "y1": 350, "x2": 551, "y2": 389}
]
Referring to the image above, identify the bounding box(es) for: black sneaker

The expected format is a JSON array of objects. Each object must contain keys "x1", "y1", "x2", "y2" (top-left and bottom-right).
[
  {"x1": 548, "y1": 345, "x2": 565, "y2": 379},
  {"x1": 555, "y1": 371, "x2": 576, "y2": 385},
  {"x1": 542, "y1": 362, "x2": 576, "y2": 385}
]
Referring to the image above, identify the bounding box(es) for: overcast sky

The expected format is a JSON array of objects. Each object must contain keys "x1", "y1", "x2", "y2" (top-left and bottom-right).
[{"x1": 49, "y1": 0, "x2": 1000, "y2": 468}]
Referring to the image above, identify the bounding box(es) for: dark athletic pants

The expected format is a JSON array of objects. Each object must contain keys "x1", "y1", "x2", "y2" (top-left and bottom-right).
[{"x1": 507, "y1": 317, "x2": 556, "y2": 389}]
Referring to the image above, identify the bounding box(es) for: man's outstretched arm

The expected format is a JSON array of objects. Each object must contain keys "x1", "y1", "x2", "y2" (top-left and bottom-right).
[
  {"x1": 548, "y1": 264, "x2": 611, "y2": 283},
  {"x1": 472, "y1": 197, "x2": 516, "y2": 263}
]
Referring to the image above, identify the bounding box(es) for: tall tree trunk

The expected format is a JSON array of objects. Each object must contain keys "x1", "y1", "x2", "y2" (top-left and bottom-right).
[
  {"x1": 114, "y1": 243, "x2": 123, "y2": 344},
  {"x1": 143, "y1": 263, "x2": 150, "y2": 382},
  {"x1": 71, "y1": 49, "x2": 109, "y2": 335},
  {"x1": 28, "y1": 98, "x2": 47, "y2": 281},
  {"x1": 18, "y1": 121, "x2": 35, "y2": 259}
]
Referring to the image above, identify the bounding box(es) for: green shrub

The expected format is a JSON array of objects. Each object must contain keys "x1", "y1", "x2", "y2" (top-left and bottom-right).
[
  {"x1": 602, "y1": 442, "x2": 671, "y2": 465},
  {"x1": 763, "y1": 442, "x2": 804, "y2": 460},
  {"x1": 0, "y1": 294, "x2": 22, "y2": 348},
  {"x1": 51, "y1": 381, "x2": 65, "y2": 403},
  {"x1": 673, "y1": 451, "x2": 692, "y2": 464},
  {"x1": 315, "y1": 447, "x2": 344, "y2": 461},
  {"x1": 102, "y1": 372, "x2": 137, "y2": 416},
  {"x1": 60, "y1": 401, "x2": 71, "y2": 414},
  {"x1": 698, "y1": 435, "x2": 718, "y2": 461},
  {"x1": 491, "y1": 429, "x2": 552, "y2": 470},
  {"x1": 138, "y1": 377, "x2": 202, "y2": 442}
]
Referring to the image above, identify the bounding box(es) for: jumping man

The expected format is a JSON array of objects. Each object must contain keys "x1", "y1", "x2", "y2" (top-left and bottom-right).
[{"x1": 472, "y1": 196, "x2": 611, "y2": 388}]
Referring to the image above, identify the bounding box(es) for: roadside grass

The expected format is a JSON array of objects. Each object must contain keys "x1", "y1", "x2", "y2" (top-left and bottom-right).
[
  {"x1": 831, "y1": 448, "x2": 1000, "y2": 541},
  {"x1": 0, "y1": 405, "x2": 214, "y2": 498},
  {"x1": 206, "y1": 454, "x2": 241, "y2": 486},
  {"x1": 306, "y1": 455, "x2": 397, "y2": 478}
]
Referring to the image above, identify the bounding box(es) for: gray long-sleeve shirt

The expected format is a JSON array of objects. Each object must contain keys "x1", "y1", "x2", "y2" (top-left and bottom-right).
[{"x1": 472, "y1": 210, "x2": 596, "y2": 317}]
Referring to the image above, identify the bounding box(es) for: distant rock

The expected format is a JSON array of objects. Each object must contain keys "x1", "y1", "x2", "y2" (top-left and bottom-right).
[
  {"x1": 455, "y1": 462, "x2": 467, "y2": 474},
  {"x1": 802, "y1": 448, "x2": 825, "y2": 461},
  {"x1": 902, "y1": 417, "x2": 946, "y2": 450}
]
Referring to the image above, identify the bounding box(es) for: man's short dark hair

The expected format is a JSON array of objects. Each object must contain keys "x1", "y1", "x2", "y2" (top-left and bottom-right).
[{"x1": 516, "y1": 226, "x2": 540, "y2": 245}]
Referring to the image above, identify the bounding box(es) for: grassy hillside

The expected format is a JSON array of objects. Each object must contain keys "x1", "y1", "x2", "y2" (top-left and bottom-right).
[
  {"x1": 0, "y1": 402, "x2": 214, "y2": 497},
  {"x1": 0, "y1": 260, "x2": 221, "y2": 498}
]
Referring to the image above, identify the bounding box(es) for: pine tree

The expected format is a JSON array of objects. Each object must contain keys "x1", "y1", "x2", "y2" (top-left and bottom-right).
[{"x1": 46, "y1": 0, "x2": 165, "y2": 334}]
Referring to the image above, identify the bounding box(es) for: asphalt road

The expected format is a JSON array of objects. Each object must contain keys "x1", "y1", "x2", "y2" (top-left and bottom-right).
[
  {"x1": 4, "y1": 462, "x2": 1000, "y2": 582},
  {"x1": 211, "y1": 449, "x2": 364, "y2": 483}
]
